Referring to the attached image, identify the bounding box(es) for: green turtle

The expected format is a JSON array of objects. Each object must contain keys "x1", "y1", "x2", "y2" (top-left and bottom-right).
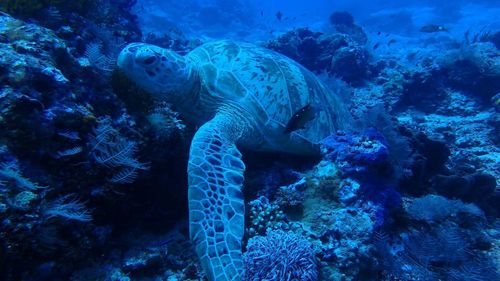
[{"x1": 117, "y1": 40, "x2": 349, "y2": 281}]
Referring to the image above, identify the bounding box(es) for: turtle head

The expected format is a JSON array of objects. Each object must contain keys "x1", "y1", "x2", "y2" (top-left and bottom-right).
[{"x1": 117, "y1": 43, "x2": 195, "y2": 102}]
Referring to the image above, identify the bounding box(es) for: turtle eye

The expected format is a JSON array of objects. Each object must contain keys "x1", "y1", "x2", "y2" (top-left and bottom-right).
[
  {"x1": 142, "y1": 56, "x2": 157, "y2": 65},
  {"x1": 127, "y1": 45, "x2": 139, "y2": 53}
]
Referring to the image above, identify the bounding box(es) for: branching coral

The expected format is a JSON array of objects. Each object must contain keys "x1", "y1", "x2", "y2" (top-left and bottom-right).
[
  {"x1": 244, "y1": 230, "x2": 318, "y2": 281},
  {"x1": 247, "y1": 196, "x2": 287, "y2": 237},
  {"x1": 329, "y1": 11, "x2": 355, "y2": 27}
]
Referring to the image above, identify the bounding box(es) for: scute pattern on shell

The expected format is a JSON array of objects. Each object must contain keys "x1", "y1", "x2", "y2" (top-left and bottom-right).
[{"x1": 187, "y1": 40, "x2": 348, "y2": 145}]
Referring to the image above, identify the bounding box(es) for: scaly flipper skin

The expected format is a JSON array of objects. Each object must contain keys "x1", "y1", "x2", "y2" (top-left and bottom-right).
[{"x1": 188, "y1": 110, "x2": 247, "y2": 281}]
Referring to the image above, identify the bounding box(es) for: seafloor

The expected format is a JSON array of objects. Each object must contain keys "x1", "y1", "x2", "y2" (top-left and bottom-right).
[{"x1": 0, "y1": 1, "x2": 499, "y2": 281}]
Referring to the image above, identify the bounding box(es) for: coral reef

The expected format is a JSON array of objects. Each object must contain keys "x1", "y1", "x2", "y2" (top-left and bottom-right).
[
  {"x1": 439, "y1": 42, "x2": 500, "y2": 100},
  {"x1": 0, "y1": 146, "x2": 94, "y2": 280},
  {"x1": 0, "y1": 2, "x2": 498, "y2": 281},
  {"x1": 71, "y1": 227, "x2": 201, "y2": 281},
  {"x1": 328, "y1": 11, "x2": 368, "y2": 46},
  {"x1": 329, "y1": 11, "x2": 354, "y2": 27},
  {"x1": 0, "y1": 8, "x2": 186, "y2": 280},
  {"x1": 405, "y1": 194, "x2": 483, "y2": 222},
  {"x1": 264, "y1": 28, "x2": 371, "y2": 84},
  {"x1": 248, "y1": 26, "x2": 499, "y2": 277},
  {"x1": 375, "y1": 222, "x2": 498, "y2": 281}
]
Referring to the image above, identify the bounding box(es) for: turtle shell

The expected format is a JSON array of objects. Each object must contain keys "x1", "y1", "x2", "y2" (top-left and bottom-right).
[{"x1": 186, "y1": 40, "x2": 349, "y2": 150}]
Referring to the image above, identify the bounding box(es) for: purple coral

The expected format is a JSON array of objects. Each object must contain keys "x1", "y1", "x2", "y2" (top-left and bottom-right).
[
  {"x1": 320, "y1": 129, "x2": 391, "y2": 179},
  {"x1": 321, "y1": 130, "x2": 401, "y2": 225}
]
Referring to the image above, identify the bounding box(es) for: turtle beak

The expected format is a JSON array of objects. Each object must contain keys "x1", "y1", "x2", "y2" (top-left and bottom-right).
[
  {"x1": 117, "y1": 47, "x2": 134, "y2": 71},
  {"x1": 117, "y1": 43, "x2": 146, "y2": 71}
]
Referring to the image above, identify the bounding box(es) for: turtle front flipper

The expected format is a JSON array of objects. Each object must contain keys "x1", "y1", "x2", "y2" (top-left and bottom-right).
[{"x1": 188, "y1": 111, "x2": 248, "y2": 281}]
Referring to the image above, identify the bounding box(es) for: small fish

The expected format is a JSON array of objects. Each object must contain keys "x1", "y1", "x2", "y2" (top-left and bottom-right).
[
  {"x1": 373, "y1": 42, "x2": 380, "y2": 50},
  {"x1": 377, "y1": 31, "x2": 381, "y2": 36},
  {"x1": 260, "y1": 10, "x2": 263, "y2": 16},
  {"x1": 464, "y1": 29, "x2": 470, "y2": 44},
  {"x1": 57, "y1": 130, "x2": 81, "y2": 140},
  {"x1": 284, "y1": 104, "x2": 315, "y2": 134},
  {"x1": 406, "y1": 51, "x2": 419, "y2": 61},
  {"x1": 472, "y1": 32, "x2": 480, "y2": 43},
  {"x1": 387, "y1": 39, "x2": 397, "y2": 46},
  {"x1": 54, "y1": 147, "x2": 83, "y2": 159},
  {"x1": 420, "y1": 24, "x2": 448, "y2": 33},
  {"x1": 276, "y1": 11, "x2": 283, "y2": 21},
  {"x1": 385, "y1": 33, "x2": 390, "y2": 37}
]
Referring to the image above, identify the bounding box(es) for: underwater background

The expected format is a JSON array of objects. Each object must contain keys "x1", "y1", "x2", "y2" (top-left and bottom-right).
[{"x1": 0, "y1": 0, "x2": 499, "y2": 280}]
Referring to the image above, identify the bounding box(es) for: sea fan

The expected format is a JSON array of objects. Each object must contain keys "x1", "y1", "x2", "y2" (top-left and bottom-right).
[
  {"x1": 406, "y1": 194, "x2": 483, "y2": 222},
  {"x1": 329, "y1": 11, "x2": 354, "y2": 26},
  {"x1": 0, "y1": 162, "x2": 45, "y2": 190},
  {"x1": 84, "y1": 42, "x2": 117, "y2": 72},
  {"x1": 89, "y1": 117, "x2": 149, "y2": 184},
  {"x1": 44, "y1": 195, "x2": 92, "y2": 222}
]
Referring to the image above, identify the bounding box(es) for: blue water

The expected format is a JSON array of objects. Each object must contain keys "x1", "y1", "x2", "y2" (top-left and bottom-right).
[
  {"x1": 0, "y1": 1, "x2": 498, "y2": 280},
  {"x1": 136, "y1": 0, "x2": 500, "y2": 39}
]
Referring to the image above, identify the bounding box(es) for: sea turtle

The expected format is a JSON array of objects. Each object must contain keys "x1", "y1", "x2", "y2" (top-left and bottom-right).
[{"x1": 117, "y1": 40, "x2": 349, "y2": 281}]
